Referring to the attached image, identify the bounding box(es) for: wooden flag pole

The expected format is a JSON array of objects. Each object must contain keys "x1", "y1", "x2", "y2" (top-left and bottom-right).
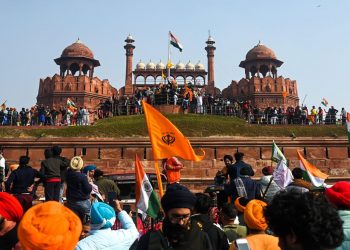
[
  {"x1": 262, "y1": 176, "x2": 274, "y2": 200},
  {"x1": 154, "y1": 160, "x2": 164, "y2": 197}
]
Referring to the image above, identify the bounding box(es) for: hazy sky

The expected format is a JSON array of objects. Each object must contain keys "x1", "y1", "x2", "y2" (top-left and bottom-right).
[{"x1": 1, "y1": 0, "x2": 349, "y2": 111}]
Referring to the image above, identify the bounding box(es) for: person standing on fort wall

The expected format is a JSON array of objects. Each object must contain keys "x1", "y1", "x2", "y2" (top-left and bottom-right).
[
  {"x1": 51, "y1": 146, "x2": 70, "y2": 203},
  {"x1": 40, "y1": 148, "x2": 65, "y2": 201},
  {"x1": 227, "y1": 152, "x2": 254, "y2": 182},
  {"x1": 162, "y1": 157, "x2": 184, "y2": 185},
  {"x1": 215, "y1": 155, "x2": 234, "y2": 185}
]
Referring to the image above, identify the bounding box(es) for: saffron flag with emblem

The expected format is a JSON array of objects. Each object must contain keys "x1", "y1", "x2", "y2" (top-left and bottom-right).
[
  {"x1": 142, "y1": 100, "x2": 205, "y2": 161},
  {"x1": 347, "y1": 113, "x2": 350, "y2": 143},
  {"x1": 297, "y1": 151, "x2": 329, "y2": 187},
  {"x1": 161, "y1": 70, "x2": 166, "y2": 79},
  {"x1": 135, "y1": 154, "x2": 160, "y2": 219},
  {"x1": 169, "y1": 31, "x2": 183, "y2": 52}
]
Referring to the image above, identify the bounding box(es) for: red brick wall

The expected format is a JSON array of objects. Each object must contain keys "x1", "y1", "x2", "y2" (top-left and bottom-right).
[{"x1": 1, "y1": 138, "x2": 349, "y2": 180}]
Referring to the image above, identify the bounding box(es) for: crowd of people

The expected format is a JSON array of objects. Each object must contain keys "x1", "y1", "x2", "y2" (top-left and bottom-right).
[
  {"x1": 1, "y1": 81, "x2": 347, "y2": 127},
  {"x1": 0, "y1": 146, "x2": 349, "y2": 250},
  {"x1": 0, "y1": 105, "x2": 91, "y2": 126}
]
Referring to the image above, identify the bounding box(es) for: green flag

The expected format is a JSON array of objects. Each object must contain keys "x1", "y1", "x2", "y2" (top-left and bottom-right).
[{"x1": 271, "y1": 141, "x2": 287, "y2": 163}]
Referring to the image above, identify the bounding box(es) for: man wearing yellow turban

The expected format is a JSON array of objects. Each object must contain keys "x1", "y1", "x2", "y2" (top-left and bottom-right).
[{"x1": 230, "y1": 199, "x2": 280, "y2": 250}]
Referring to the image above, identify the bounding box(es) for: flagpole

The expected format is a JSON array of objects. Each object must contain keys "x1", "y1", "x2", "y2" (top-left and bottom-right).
[
  {"x1": 167, "y1": 31, "x2": 171, "y2": 80},
  {"x1": 154, "y1": 160, "x2": 164, "y2": 197}
]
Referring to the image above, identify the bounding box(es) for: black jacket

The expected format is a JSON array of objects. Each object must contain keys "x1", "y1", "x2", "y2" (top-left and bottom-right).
[
  {"x1": 227, "y1": 161, "x2": 254, "y2": 180},
  {"x1": 5, "y1": 165, "x2": 41, "y2": 194},
  {"x1": 53, "y1": 156, "x2": 70, "y2": 183},
  {"x1": 191, "y1": 214, "x2": 229, "y2": 250},
  {"x1": 136, "y1": 219, "x2": 213, "y2": 250},
  {"x1": 66, "y1": 169, "x2": 92, "y2": 201},
  {"x1": 231, "y1": 176, "x2": 262, "y2": 201},
  {"x1": 40, "y1": 157, "x2": 66, "y2": 180}
]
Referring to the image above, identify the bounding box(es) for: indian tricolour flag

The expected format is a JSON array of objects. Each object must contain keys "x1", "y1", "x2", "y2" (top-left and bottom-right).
[
  {"x1": 297, "y1": 151, "x2": 329, "y2": 187},
  {"x1": 321, "y1": 98, "x2": 328, "y2": 107},
  {"x1": 135, "y1": 154, "x2": 160, "y2": 219},
  {"x1": 271, "y1": 141, "x2": 287, "y2": 163},
  {"x1": 347, "y1": 113, "x2": 350, "y2": 143},
  {"x1": 169, "y1": 31, "x2": 183, "y2": 52}
]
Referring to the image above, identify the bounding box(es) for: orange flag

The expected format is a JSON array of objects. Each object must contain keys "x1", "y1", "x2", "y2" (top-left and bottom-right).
[{"x1": 142, "y1": 100, "x2": 205, "y2": 161}]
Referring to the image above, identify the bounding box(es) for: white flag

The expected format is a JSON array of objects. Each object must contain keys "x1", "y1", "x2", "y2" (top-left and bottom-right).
[{"x1": 273, "y1": 160, "x2": 293, "y2": 188}]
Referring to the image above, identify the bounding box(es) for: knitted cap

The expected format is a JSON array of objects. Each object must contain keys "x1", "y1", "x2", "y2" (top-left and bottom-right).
[
  {"x1": 161, "y1": 183, "x2": 196, "y2": 212},
  {"x1": 90, "y1": 202, "x2": 116, "y2": 230},
  {"x1": 70, "y1": 156, "x2": 84, "y2": 170},
  {"x1": 325, "y1": 181, "x2": 350, "y2": 209}
]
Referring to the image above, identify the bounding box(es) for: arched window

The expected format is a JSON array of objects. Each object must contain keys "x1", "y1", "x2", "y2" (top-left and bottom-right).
[
  {"x1": 175, "y1": 76, "x2": 185, "y2": 85},
  {"x1": 185, "y1": 76, "x2": 194, "y2": 86},
  {"x1": 195, "y1": 76, "x2": 205, "y2": 86},
  {"x1": 145, "y1": 75, "x2": 155, "y2": 85},
  {"x1": 135, "y1": 75, "x2": 145, "y2": 84}
]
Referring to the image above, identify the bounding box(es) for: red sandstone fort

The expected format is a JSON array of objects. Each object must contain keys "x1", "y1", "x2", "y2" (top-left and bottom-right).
[{"x1": 36, "y1": 36, "x2": 299, "y2": 111}]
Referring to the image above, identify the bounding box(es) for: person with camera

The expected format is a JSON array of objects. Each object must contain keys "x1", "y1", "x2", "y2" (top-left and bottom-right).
[{"x1": 76, "y1": 200, "x2": 138, "y2": 250}]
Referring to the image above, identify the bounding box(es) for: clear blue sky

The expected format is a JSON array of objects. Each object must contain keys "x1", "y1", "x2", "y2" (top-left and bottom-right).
[{"x1": 1, "y1": 0, "x2": 349, "y2": 111}]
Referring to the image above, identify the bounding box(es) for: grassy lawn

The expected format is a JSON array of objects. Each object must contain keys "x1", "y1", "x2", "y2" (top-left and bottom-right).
[{"x1": 0, "y1": 114, "x2": 346, "y2": 138}]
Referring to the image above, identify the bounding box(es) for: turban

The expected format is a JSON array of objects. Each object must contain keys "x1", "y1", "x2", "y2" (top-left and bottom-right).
[
  {"x1": 244, "y1": 199, "x2": 268, "y2": 231},
  {"x1": 70, "y1": 156, "x2": 84, "y2": 171},
  {"x1": 0, "y1": 192, "x2": 23, "y2": 222},
  {"x1": 262, "y1": 166, "x2": 273, "y2": 176},
  {"x1": 234, "y1": 197, "x2": 250, "y2": 213},
  {"x1": 240, "y1": 166, "x2": 252, "y2": 176},
  {"x1": 90, "y1": 202, "x2": 116, "y2": 230},
  {"x1": 18, "y1": 201, "x2": 82, "y2": 250},
  {"x1": 10, "y1": 164, "x2": 19, "y2": 171},
  {"x1": 325, "y1": 181, "x2": 350, "y2": 209},
  {"x1": 82, "y1": 165, "x2": 97, "y2": 174},
  {"x1": 161, "y1": 183, "x2": 196, "y2": 212}
]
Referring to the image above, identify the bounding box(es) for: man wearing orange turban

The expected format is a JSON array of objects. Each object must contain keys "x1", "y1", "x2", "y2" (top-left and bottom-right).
[
  {"x1": 18, "y1": 201, "x2": 82, "y2": 250},
  {"x1": 230, "y1": 199, "x2": 280, "y2": 250},
  {"x1": 0, "y1": 192, "x2": 24, "y2": 250}
]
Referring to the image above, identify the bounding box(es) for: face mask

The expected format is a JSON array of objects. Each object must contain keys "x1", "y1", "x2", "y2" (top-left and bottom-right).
[{"x1": 162, "y1": 217, "x2": 191, "y2": 246}]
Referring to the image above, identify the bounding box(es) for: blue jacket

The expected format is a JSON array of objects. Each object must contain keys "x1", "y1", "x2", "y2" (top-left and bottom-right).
[
  {"x1": 76, "y1": 210, "x2": 139, "y2": 250},
  {"x1": 66, "y1": 169, "x2": 92, "y2": 201}
]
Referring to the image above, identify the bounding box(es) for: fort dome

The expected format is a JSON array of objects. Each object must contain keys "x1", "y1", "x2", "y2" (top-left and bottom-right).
[
  {"x1": 61, "y1": 39, "x2": 94, "y2": 59},
  {"x1": 246, "y1": 43, "x2": 277, "y2": 61}
]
